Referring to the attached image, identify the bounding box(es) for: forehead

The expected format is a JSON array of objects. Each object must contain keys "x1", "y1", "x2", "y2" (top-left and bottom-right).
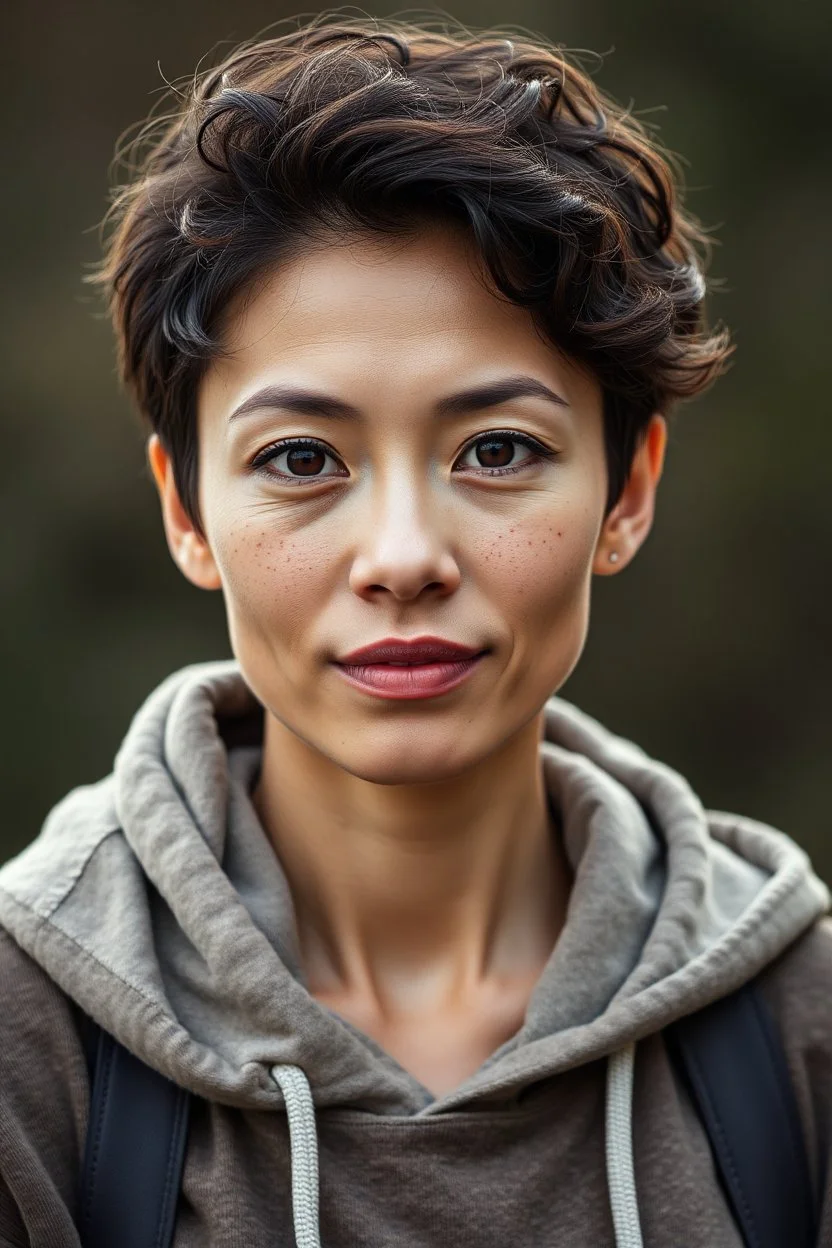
[{"x1": 201, "y1": 222, "x2": 602, "y2": 420}]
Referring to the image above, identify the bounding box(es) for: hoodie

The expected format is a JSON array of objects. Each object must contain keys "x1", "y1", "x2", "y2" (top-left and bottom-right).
[{"x1": 0, "y1": 657, "x2": 830, "y2": 1247}]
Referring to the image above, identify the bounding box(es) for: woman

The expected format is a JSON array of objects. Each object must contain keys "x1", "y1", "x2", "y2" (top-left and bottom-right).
[{"x1": 0, "y1": 13, "x2": 829, "y2": 1247}]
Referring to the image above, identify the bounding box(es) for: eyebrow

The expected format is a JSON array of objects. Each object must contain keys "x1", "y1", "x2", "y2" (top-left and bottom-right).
[{"x1": 228, "y1": 375, "x2": 569, "y2": 423}]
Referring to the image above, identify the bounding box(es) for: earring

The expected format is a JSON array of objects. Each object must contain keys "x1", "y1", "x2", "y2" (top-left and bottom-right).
[{"x1": 608, "y1": 551, "x2": 620, "y2": 563}]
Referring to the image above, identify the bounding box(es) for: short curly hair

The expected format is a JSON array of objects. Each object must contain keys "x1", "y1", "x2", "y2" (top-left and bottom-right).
[{"x1": 92, "y1": 12, "x2": 732, "y2": 538}]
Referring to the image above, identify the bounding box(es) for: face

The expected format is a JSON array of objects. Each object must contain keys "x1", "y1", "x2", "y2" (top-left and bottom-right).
[{"x1": 150, "y1": 221, "x2": 665, "y2": 784}]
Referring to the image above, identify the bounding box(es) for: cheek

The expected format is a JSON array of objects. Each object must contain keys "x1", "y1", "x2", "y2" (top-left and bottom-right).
[
  {"x1": 470, "y1": 499, "x2": 600, "y2": 699},
  {"x1": 209, "y1": 516, "x2": 335, "y2": 644},
  {"x1": 474, "y1": 504, "x2": 599, "y2": 617}
]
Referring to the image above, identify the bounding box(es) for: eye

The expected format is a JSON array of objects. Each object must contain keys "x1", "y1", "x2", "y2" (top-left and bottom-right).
[
  {"x1": 250, "y1": 438, "x2": 348, "y2": 483},
  {"x1": 249, "y1": 430, "x2": 557, "y2": 484},
  {"x1": 453, "y1": 431, "x2": 556, "y2": 477}
]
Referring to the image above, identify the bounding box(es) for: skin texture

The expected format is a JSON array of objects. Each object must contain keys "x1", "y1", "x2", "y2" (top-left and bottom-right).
[{"x1": 148, "y1": 221, "x2": 667, "y2": 1095}]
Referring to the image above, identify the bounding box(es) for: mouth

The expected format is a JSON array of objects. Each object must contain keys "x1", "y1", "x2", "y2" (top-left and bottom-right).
[
  {"x1": 333, "y1": 636, "x2": 488, "y2": 700},
  {"x1": 337, "y1": 635, "x2": 484, "y2": 665}
]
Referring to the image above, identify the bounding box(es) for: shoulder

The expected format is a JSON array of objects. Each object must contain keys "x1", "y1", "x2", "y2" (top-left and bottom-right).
[
  {"x1": 758, "y1": 915, "x2": 832, "y2": 1035},
  {"x1": 0, "y1": 926, "x2": 88, "y2": 1237},
  {"x1": 0, "y1": 923, "x2": 88, "y2": 1061},
  {"x1": 0, "y1": 922, "x2": 90, "y2": 1125},
  {"x1": 0, "y1": 920, "x2": 75, "y2": 1004},
  {"x1": 756, "y1": 917, "x2": 832, "y2": 1213}
]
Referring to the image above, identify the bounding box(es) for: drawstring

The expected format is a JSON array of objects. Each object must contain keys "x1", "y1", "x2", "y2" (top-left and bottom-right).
[
  {"x1": 605, "y1": 1043, "x2": 644, "y2": 1248},
  {"x1": 271, "y1": 1051, "x2": 643, "y2": 1248},
  {"x1": 270, "y1": 1064, "x2": 322, "y2": 1248}
]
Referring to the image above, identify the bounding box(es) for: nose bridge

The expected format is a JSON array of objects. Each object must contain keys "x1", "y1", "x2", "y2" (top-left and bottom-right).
[
  {"x1": 369, "y1": 451, "x2": 445, "y2": 560},
  {"x1": 379, "y1": 447, "x2": 430, "y2": 525},
  {"x1": 348, "y1": 449, "x2": 459, "y2": 598}
]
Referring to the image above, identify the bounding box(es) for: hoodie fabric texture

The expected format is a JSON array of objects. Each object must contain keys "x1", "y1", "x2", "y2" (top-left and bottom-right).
[{"x1": 0, "y1": 658, "x2": 831, "y2": 1247}]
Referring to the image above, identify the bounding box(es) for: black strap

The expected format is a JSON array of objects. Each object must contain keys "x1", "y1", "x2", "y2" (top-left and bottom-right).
[
  {"x1": 74, "y1": 981, "x2": 815, "y2": 1248},
  {"x1": 77, "y1": 1022, "x2": 191, "y2": 1248},
  {"x1": 666, "y1": 980, "x2": 816, "y2": 1248}
]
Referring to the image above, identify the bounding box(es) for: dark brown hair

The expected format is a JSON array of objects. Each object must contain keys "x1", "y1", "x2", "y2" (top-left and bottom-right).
[{"x1": 93, "y1": 12, "x2": 733, "y2": 537}]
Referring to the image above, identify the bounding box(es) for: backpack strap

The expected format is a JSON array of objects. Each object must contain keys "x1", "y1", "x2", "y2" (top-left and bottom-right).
[
  {"x1": 665, "y1": 980, "x2": 816, "y2": 1248},
  {"x1": 77, "y1": 1019, "x2": 191, "y2": 1248},
  {"x1": 71, "y1": 981, "x2": 815, "y2": 1248}
]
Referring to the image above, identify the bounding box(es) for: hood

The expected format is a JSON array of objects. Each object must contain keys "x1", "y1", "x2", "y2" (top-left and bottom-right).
[{"x1": 0, "y1": 659, "x2": 827, "y2": 1247}]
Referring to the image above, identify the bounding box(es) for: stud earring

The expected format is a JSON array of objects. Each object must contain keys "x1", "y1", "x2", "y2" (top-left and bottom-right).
[{"x1": 608, "y1": 551, "x2": 620, "y2": 563}]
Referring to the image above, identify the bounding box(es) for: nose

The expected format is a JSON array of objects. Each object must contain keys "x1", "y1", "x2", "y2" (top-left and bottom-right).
[{"x1": 347, "y1": 468, "x2": 461, "y2": 603}]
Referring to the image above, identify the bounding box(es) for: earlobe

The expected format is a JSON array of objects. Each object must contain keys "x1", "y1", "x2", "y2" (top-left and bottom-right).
[
  {"x1": 146, "y1": 434, "x2": 223, "y2": 592},
  {"x1": 592, "y1": 542, "x2": 625, "y2": 577}
]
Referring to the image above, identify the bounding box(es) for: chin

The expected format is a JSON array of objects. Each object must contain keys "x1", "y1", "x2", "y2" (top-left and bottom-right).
[{"x1": 333, "y1": 730, "x2": 485, "y2": 787}]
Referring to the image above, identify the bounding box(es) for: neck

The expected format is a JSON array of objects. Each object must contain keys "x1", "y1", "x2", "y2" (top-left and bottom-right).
[{"x1": 252, "y1": 710, "x2": 572, "y2": 1020}]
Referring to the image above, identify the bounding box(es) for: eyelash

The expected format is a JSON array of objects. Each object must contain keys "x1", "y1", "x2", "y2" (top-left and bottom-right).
[{"x1": 249, "y1": 431, "x2": 558, "y2": 484}]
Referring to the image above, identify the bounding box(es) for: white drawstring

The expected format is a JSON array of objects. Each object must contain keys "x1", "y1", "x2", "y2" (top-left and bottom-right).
[
  {"x1": 605, "y1": 1043, "x2": 644, "y2": 1248},
  {"x1": 270, "y1": 1051, "x2": 642, "y2": 1248},
  {"x1": 270, "y1": 1064, "x2": 323, "y2": 1248}
]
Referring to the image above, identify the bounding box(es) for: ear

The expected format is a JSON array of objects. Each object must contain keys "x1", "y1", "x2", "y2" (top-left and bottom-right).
[
  {"x1": 592, "y1": 413, "x2": 667, "y2": 576},
  {"x1": 146, "y1": 434, "x2": 223, "y2": 591}
]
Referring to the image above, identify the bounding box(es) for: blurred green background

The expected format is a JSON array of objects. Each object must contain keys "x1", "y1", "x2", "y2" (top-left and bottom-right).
[{"x1": 3, "y1": 1, "x2": 830, "y2": 882}]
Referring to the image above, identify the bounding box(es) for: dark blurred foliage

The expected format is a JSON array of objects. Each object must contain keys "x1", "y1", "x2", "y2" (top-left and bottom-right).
[{"x1": 2, "y1": 1, "x2": 830, "y2": 880}]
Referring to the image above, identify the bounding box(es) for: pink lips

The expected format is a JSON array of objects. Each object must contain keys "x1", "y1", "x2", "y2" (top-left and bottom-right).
[{"x1": 334, "y1": 635, "x2": 487, "y2": 700}]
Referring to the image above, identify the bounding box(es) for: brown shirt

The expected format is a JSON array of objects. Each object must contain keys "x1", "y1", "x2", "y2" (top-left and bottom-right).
[{"x1": 1, "y1": 920, "x2": 830, "y2": 1248}]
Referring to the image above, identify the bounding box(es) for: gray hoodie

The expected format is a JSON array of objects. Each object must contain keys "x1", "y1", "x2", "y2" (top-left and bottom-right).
[{"x1": 0, "y1": 659, "x2": 830, "y2": 1247}]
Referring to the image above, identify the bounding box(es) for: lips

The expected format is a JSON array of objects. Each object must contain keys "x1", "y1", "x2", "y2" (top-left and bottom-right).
[
  {"x1": 336, "y1": 636, "x2": 484, "y2": 665},
  {"x1": 333, "y1": 637, "x2": 487, "y2": 700}
]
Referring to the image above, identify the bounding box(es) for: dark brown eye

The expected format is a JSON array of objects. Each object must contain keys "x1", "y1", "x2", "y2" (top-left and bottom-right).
[
  {"x1": 251, "y1": 438, "x2": 347, "y2": 483},
  {"x1": 455, "y1": 430, "x2": 554, "y2": 476},
  {"x1": 474, "y1": 437, "x2": 516, "y2": 468},
  {"x1": 286, "y1": 445, "x2": 327, "y2": 476}
]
